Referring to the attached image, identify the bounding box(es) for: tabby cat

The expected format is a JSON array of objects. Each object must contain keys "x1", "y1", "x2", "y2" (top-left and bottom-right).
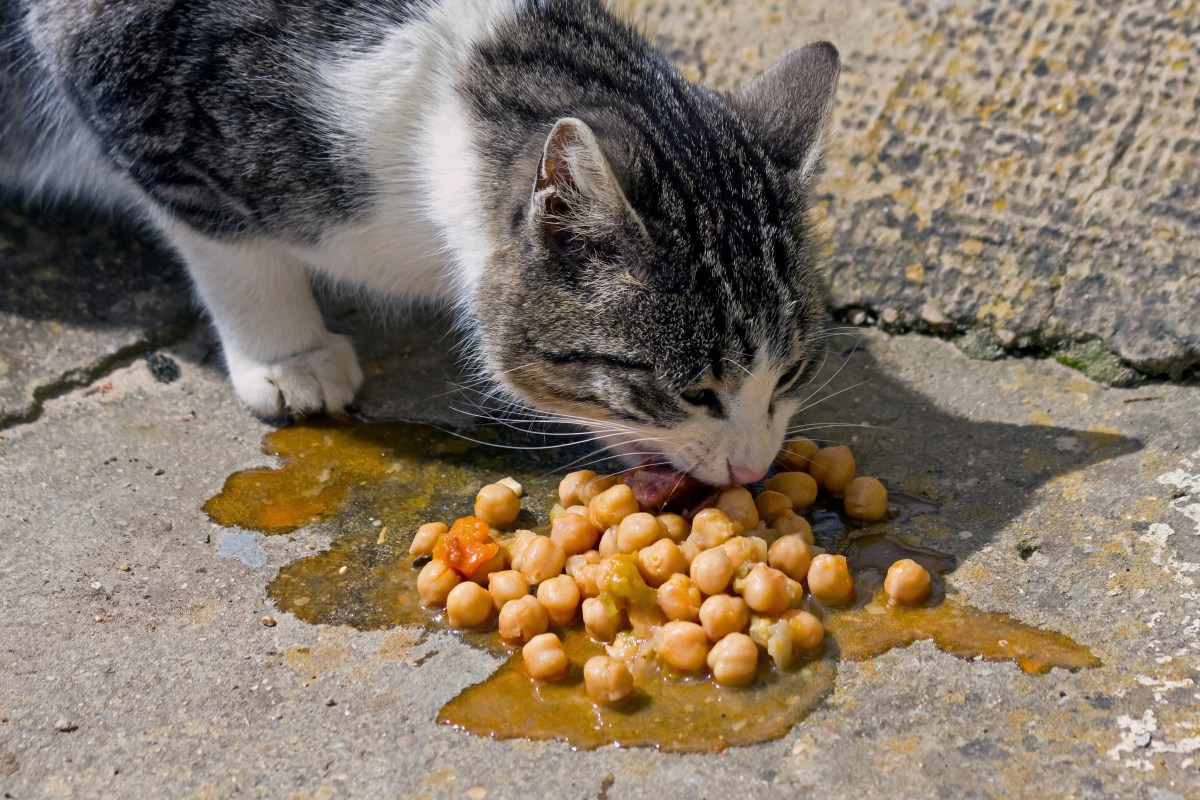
[{"x1": 0, "y1": 0, "x2": 840, "y2": 485}]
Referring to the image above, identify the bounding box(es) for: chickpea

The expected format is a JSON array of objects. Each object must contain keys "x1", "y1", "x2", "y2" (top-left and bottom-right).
[
  {"x1": 786, "y1": 577, "x2": 806, "y2": 609},
  {"x1": 628, "y1": 604, "x2": 668, "y2": 633},
  {"x1": 474, "y1": 482, "x2": 521, "y2": 527},
  {"x1": 782, "y1": 608, "x2": 825, "y2": 651},
  {"x1": 706, "y1": 632, "x2": 760, "y2": 686},
  {"x1": 578, "y1": 564, "x2": 605, "y2": 598},
  {"x1": 616, "y1": 512, "x2": 666, "y2": 553},
  {"x1": 590, "y1": 484, "x2": 640, "y2": 529},
  {"x1": 687, "y1": 508, "x2": 740, "y2": 550},
  {"x1": 656, "y1": 620, "x2": 710, "y2": 674},
  {"x1": 777, "y1": 437, "x2": 819, "y2": 472},
  {"x1": 501, "y1": 529, "x2": 538, "y2": 565},
  {"x1": 565, "y1": 553, "x2": 602, "y2": 597},
  {"x1": 487, "y1": 569, "x2": 529, "y2": 610},
  {"x1": 772, "y1": 510, "x2": 814, "y2": 545},
  {"x1": 566, "y1": 504, "x2": 589, "y2": 517},
  {"x1": 522, "y1": 632, "x2": 570, "y2": 681},
  {"x1": 763, "y1": 471, "x2": 819, "y2": 510},
  {"x1": 581, "y1": 596, "x2": 627, "y2": 641},
  {"x1": 409, "y1": 522, "x2": 447, "y2": 557},
  {"x1": 536, "y1": 575, "x2": 581, "y2": 626},
  {"x1": 551, "y1": 513, "x2": 600, "y2": 556},
  {"x1": 498, "y1": 596, "x2": 549, "y2": 642},
  {"x1": 578, "y1": 473, "x2": 619, "y2": 506},
  {"x1": 808, "y1": 445, "x2": 856, "y2": 494},
  {"x1": 597, "y1": 526, "x2": 619, "y2": 558},
  {"x1": 656, "y1": 574, "x2": 702, "y2": 621},
  {"x1": 468, "y1": 547, "x2": 508, "y2": 585},
  {"x1": 746, "y1": 536, "x2": 770, "y2": 564},
  {"x1": 699, "y1": 594, "x2": 750, "y2": 641},
  {"x1": 722, "y1": 536, "x2": 769, "y2": 571},
  {"x1": 584, "y1": 655, "x2": 635, "y2": 705},
  {"x1": 446, "y1": 581, "x2": 494, "y2": 628},
  {"x1": 657, "y1": 513, "x2": 690, "y2": 542},
  {"x1": 417, "y1": 559, "x2": 461, "y2": 607},
  {"x1": 884, "y1": 559, "x2": 932, "y2": 606},
  {"x1": 768, "y1": 534, "x2": 814, "y2": 582},
  {"x1": 737, "y1": 564, "x2": 792, "y2": 615},
  {"x1": 807, "y1": 554, "x2": 856, "y2": 606},
  {"x1": 558, "y1": 470, "x2": 596, "y2": 507},
  {"x1": 690, "y1": 547, "x2": 735, "y2": 596},
  {"x1": 636, "y1": 538, "x2": 689, "y2": 588},
  {"x1": 844, "y1": 476, "x2": 889, "y2": 522},
  {"x1": 679, "y1": 540, "x2": 701, "y2": 566},
  {"x1": 753, "y1": 490, "x2": 793, "y2": 524},
  {"x1": 717, "y1": 487, "x2": 760, "y2": 529},
  {"x1": 515, "y1": 536, "x2": 566, "y2": 585}
]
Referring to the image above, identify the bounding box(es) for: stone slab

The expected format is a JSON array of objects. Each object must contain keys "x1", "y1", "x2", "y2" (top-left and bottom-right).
[{"x1": 639, "y1": 0, "x2": 1200, "y2": 379}]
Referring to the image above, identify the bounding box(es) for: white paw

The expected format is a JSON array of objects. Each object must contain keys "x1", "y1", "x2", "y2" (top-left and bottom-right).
[{"x1": 226, "y1": 333, "x2": 364, "y2": 417}]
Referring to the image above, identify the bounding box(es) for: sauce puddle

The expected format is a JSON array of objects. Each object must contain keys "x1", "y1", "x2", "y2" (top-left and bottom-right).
[{"x1": 206, "y1": 418, "x2": 1098, "y2": 752}]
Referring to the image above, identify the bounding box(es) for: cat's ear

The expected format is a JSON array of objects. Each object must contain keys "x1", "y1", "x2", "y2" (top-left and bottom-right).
[
  {"x1": 733, "y1": 41, "x2": 841, "y2": 183},
  {"x1": 531, "y1": 118, "x2": 636, "y2": 247}
]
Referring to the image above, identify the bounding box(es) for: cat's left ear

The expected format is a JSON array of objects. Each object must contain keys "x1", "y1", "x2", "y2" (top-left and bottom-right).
[
  {"x1": 732, "y1": 41, "x2": 841, "y2": 184},
  {"x1": 530, "y1": 118, "x2": 641, "y2": 247}
]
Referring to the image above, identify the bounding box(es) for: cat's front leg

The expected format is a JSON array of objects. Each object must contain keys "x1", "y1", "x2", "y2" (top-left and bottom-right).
[{"x1": 165, "y1": 223, "x2": 364, "y2": 416}]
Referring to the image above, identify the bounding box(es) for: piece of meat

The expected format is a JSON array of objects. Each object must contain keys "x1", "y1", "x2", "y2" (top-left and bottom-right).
[{"x1": 620, "y1": 466, "x2": 716, "y2": 515}]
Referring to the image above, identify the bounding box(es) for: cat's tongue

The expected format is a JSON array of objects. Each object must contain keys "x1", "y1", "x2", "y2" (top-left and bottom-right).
[{"x1": 621, "y1": 465, "x2": 720, "y2": 518}]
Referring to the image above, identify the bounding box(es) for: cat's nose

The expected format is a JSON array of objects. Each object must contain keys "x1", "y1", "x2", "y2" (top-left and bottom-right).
[{"x1": 728, "y1": 461, "x2": 768, "y2": 485}]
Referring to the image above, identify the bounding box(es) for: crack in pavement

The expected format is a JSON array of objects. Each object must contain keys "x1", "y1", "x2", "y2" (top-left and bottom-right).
[{"x1": 0, "y1": 311, "x2": 200, "y2": 432}]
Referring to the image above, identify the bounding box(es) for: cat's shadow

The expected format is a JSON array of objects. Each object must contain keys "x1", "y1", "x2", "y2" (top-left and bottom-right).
[
  {"x1": 763, "y1": 343, "x2": 1143, "y2": 567},
  {"x1": 0, "y1": 200, "x2": 195, "y2": 338},
  {"x1": 2, "y1": 198, "x2": 1143, "y2": 572}
]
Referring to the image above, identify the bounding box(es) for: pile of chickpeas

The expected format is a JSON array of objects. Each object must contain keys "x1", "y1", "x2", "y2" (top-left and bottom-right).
[{"x1": 409, "y1": 439, "x2": 932, "y2": 706}]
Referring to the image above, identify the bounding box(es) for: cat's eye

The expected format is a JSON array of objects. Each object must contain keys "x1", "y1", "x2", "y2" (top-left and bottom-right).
[
  {"x1": 775, "y1": 361, "x2": 807, "y2": 393},
  {"x1": 681, "y1": 387, "x2": 722, "y2": 411}
]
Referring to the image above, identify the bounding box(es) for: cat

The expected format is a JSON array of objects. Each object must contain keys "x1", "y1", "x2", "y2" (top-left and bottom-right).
[{"x1": 0, "y1": 0, "x2": 840, "y2": 487}]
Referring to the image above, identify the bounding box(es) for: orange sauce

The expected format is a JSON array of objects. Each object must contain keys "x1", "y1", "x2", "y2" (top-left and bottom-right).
[{"x1": 206, "y1": 419, "x2": 1098, "y2": 752}]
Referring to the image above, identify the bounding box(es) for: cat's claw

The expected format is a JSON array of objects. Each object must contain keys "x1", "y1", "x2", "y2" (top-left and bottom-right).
[{"x1": 226, "y1": 333, "x2": 364, "y2": 417}]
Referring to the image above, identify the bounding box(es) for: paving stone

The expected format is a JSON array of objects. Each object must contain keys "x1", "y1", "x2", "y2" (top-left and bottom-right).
[{"x1": 639, "y1": 0, "x2": 1200, "y2": 378}]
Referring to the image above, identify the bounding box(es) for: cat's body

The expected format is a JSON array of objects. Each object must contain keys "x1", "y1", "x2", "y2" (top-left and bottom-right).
[{"x1": 1, "y1": 0, "x2": 840, "y2": 486}]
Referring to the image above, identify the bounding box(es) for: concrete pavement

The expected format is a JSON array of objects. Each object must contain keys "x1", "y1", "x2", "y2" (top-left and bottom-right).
[{"x1": 2, "y1": 0, "x2": 1199, "y2": 797}]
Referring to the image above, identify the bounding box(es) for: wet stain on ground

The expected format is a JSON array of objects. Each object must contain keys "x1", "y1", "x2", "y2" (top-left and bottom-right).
[{"x1": 206, "y1": 418, "x2": 1099, "y2": 752}]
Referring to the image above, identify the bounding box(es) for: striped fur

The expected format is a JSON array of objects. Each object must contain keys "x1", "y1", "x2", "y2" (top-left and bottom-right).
[{"x1": 1, "y1": 0, "x2": 840, "y2": 484}]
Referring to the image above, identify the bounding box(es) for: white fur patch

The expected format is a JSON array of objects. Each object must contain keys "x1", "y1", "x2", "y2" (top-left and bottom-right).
[
  {"x1": 301, "y1": 0, "x2": 531, "y2": 305},
  {"x1": 615, "y1": 355, "x2": 795, "y2": 486}
]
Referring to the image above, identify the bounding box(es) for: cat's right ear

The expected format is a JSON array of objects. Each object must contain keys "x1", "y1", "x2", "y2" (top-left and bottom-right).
[
  {"x1": 530, "y1": 118, "x2": 637, "y2": 249},
  {"x1": 732, "y1": 41, "x2": 841, "y2": 184}
]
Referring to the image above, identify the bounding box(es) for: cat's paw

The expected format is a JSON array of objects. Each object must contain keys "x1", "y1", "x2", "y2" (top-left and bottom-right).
[{"x1": 226, "y1": 333, "x2": 364, "y2": 417}]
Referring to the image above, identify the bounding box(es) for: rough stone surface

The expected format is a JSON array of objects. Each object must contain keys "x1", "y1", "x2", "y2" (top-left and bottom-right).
[
  {"x1": 639, "y1": 0, "x2": 1200, "y2": 379},
  {"x1": 2, "y1": 326, "x2": 1199, "y2": 798}
]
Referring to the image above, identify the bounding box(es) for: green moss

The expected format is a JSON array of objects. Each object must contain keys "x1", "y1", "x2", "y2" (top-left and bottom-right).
[
  {"x1": 954, "y1": 328, "x2": 1005, "y2": 362},
  {"x1": 1052, "y1": 341, "x2": 1126, "y2": 384}
]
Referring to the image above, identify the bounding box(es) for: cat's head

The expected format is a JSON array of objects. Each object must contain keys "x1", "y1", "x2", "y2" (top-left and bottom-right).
[{"x1": 475, "y1": 43, "x2": 840, "y2": 486}]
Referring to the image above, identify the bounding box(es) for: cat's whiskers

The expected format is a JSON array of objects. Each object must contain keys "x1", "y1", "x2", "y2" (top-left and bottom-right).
[
  {"x1": 786, "y1": 422, "x2": 901, "y2": 434},
  {"x1": 429, "y1": 426, "x2": 647, "y2": 453},
  {"x1": 794, "y1": 378, "x2": 872, "y2": 417},
  {"x1": 794, "y1": 336, "x2": 862, "y2": 410},
  {"x1": 722, "y1": 357, "x2": 757, "y2": 381}
]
